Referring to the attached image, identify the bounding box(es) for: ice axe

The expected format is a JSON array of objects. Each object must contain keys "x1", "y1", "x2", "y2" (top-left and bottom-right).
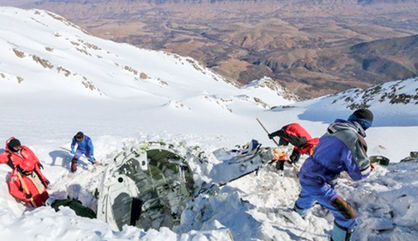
[{"x1": 256, "y1": 118, "x2": 299, "y2": 177}]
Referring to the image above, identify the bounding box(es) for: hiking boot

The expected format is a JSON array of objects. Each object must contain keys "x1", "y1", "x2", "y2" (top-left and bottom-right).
[
  {"x1": 276, "y1": 161, "x2": 284, "y2": 171},
  {"x1": 71, "y1": 159, "x2": 78, "y2": 172}
]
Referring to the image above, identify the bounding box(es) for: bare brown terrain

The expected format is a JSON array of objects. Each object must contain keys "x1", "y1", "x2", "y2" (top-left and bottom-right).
[{"x1": 2, "y1": 0, "x2": 418, "y2": 97}]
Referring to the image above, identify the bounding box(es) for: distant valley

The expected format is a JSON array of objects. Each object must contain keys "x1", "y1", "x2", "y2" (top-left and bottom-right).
[{"x1": 1, "y1": 0, "x2": 417, "y2": 97}]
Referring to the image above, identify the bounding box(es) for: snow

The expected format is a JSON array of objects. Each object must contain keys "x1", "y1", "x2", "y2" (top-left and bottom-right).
[{"x1": 0, "y1": 6, "x2": 417, "y2": 241}]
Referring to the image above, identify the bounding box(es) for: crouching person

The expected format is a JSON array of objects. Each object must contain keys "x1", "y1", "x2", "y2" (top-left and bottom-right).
[
  {"x1": 293, "y1": 109, "x2": 374, "y2": 241},
  {"x1": 268, "y1": 123, "x2": 319, "y2": 170},
  {"x1": 70, "y1": 131, "x2": 96, "y2": 172}
]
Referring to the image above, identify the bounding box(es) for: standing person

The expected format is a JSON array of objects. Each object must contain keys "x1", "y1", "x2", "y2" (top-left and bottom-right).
[
  {"x1": 293, "y1": 109, "x2": 374, "y2": 241},
  {"x1": 268, "y1": 123, "x2": 319, "y2": 170},
  {"x1": 0, "y1": 137, "x2": 50, "y2": 207},
  {"x1": 70, "y1": 131, "x2": 96, "y2": 172}
]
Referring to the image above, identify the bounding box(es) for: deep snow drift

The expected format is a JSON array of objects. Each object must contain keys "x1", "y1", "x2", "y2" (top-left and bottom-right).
[{"x1": 0, "y1": 7, "x2": 417, "y2": 241}]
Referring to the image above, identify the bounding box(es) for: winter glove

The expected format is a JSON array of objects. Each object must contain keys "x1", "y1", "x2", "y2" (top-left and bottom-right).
[
  {"x1": 71, "y1": 149, "x2": 75, "y2": 154},
  {"x1": 38, "y1": 162, "x2": 44, "y2": 169},
  {"x1": 290, "y1": 150, "x2": 301, "y2": 163},
  {"x1": 278, "y1": 138, "x2": 290, "y2": 146},
  {"x1": 26, "y1": 193, "x2": 32, "y2": 199},
  {"x1": 268, "y1": 133, "x2": 274, "y2": 139},
  {"x1": 43, "y1": 179, "x2": 50, "y2": 187}
]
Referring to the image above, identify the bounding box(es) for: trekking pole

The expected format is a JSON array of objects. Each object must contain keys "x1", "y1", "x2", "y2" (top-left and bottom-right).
[
  {"x1": 16, "y1": 171, "x2": 36, "y2": 207},
  {"x1": 256, "y1": 118, "x2": 299, "y2": 177},
  {"x1": 60, "y1": 147, "x2": 101, "y2": 165}
]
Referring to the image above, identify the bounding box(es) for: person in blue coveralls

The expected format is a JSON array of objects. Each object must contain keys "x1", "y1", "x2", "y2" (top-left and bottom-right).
[
  {"x1": 70, "y1": 131, "x2": 96, "y2": 172},
  {"x1": 293, "y1": 109, "x2": 374, "y2": 241}
]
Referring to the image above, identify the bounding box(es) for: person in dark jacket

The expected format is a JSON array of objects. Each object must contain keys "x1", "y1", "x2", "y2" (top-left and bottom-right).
[
  {"x1": 70, "y1": 131, "x2": 96, "y2": 172},
  {"x1": 293, "y1": 109, "x2": 374, "y2": 241},
  {"x1": 268, "y1": 123, "x2": 319, "y2": 170}
]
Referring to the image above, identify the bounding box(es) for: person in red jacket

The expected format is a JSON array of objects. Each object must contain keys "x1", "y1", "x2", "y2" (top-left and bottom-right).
[
  {"x1": 0, "y1": 138, "x2": 96, "y2": 217},
  {"x1": 0, "y1": 137, "x2": 49, "y2": 207},
  {"x1": 8, "y1": 158, "x2": 50, "y2": 207},
  {"x1": 268, "y1": 123, "x2": 319, "y2": 170},
  {"x1": 0, "y1": 137, "x2": 46, "y2": 171}
]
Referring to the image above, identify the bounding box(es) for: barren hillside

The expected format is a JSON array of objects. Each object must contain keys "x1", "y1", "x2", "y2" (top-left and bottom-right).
[{"x1": 2, "y1": 0, "x2": 417, "y2": 97}]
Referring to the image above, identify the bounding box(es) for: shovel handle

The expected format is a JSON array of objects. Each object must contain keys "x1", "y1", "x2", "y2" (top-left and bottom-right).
[{"x1": 256, "y1": 118, "x2": 281, "y2": 146}]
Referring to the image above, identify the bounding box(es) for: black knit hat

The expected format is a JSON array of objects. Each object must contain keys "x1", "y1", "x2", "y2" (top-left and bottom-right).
[
  {"x1": 8, "y1": 138, "x2": 21, "y2": 151},
  {"x1": 352, "y1": 109, "x2": 374, "y2": 122},
  {"x1": 348, "y1": 108, "x2": 374, "y2": 130},
  {"x1": 75, "y1": 131, "x2": 84, "y2": 139}
]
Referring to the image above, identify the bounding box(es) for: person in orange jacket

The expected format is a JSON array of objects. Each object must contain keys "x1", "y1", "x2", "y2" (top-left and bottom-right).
[{"x1": 0, "y1": 137, "x2": 49, "y2": 207}]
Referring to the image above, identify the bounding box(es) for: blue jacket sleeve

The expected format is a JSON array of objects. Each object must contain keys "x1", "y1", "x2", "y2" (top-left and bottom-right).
[{"x1": 71, "y1": 137, "x2": 76, "y2": 150}]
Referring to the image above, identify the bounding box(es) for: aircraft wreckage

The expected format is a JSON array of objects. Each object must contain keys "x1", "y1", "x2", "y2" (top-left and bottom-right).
[
  {"x1": 94, "y1": 140, "x2": 276, "y2": 231},
  {"x1": 90, "y1": 140, "x2": 396, "y2": 231},
  {"x1": 91, "y1": 140, "x2": 398, "y2": 231}
]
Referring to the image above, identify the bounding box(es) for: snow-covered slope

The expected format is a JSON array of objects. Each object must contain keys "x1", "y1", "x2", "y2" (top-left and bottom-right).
[
  {"x1": 295, "y1": 77, "x2": 418, "y2": 161},
  {"x1": 0, "y1": 6, "x2": 297, "y2": 145},
  {"x1": 0, "y1": 6, "x2": 417, "y2": 241},
  {"x1": 305, "y1": 78, "x2": 418, "y2": 126},
  {"x1": 297, "y1": 78, "x2": 418, "y2": 125}
]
